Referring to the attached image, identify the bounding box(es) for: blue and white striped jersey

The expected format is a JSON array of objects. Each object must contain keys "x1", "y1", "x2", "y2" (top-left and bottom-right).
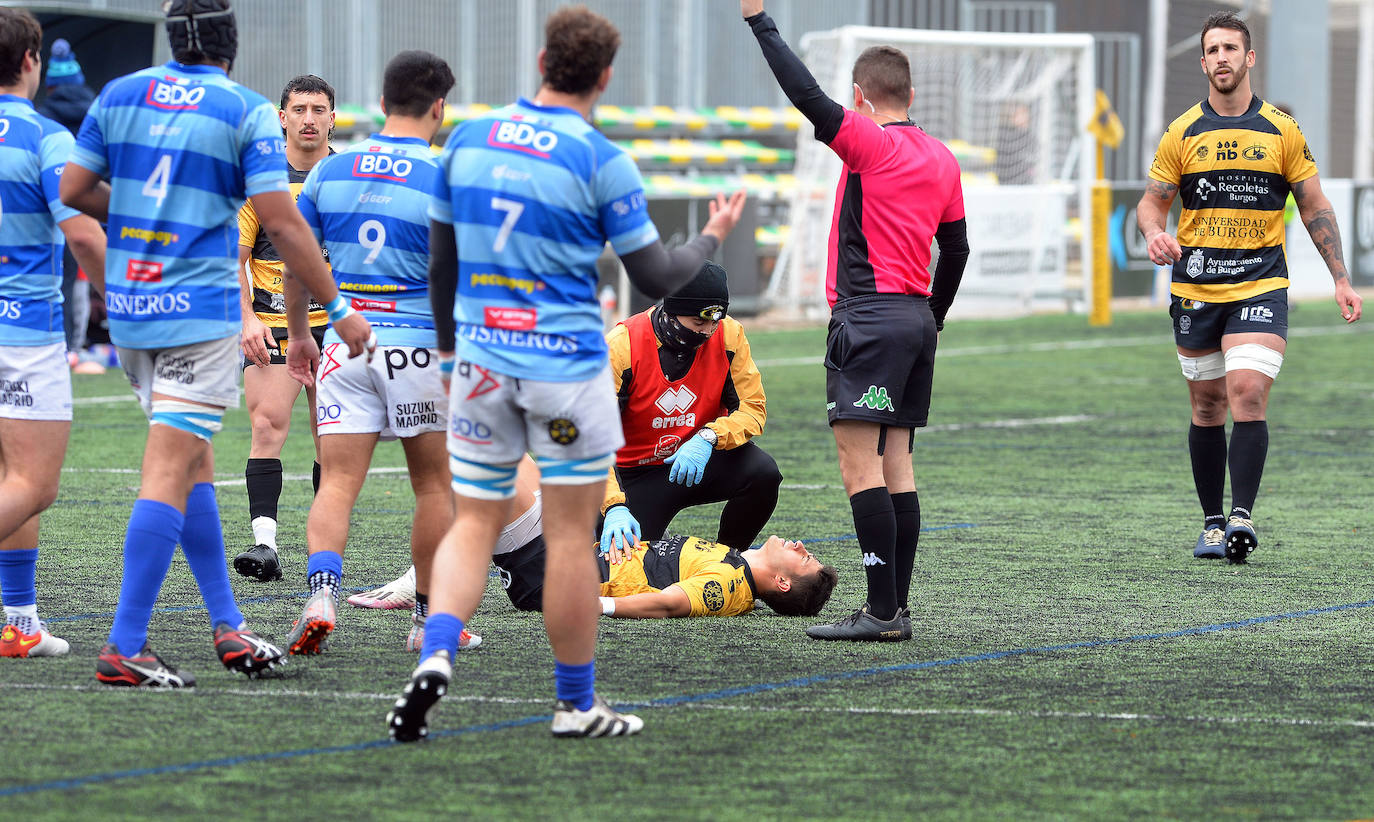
[
  {"x1": 430, "y1": 97, "x2": 659, "y2": 381},
  {"x1": 0, "y1": 94, "x2": 81, "y2": 346},
  {"x1": 296, "y1": 134, "x2": 439, "y2": 349},
  {"x1": 69, "y1": 62, "x2": 288, "y2": 349}
]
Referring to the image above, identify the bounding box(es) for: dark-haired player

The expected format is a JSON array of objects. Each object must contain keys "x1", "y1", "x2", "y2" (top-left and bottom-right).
[
  {"x1": 1138, "y1": 11, "x2": 1361, "y2": 563},
  {"x1": 281, "y1": 50, "x2": 469, "y2": 657},
  {"x1": 0, "y1": 7, "x2": 106, "y2": 658},
  {"x1": 61, "y1": 0, "x2": 372, "y2": 686},
  {"x1": 740, "y1": 0, "x2": 970, "y2": 641},
  {"x1": 233, "y1": 74, "x2": 336, "y2": 583},
  {"x1": 389, "y1": 4, "x2": 746, "y2": 742}
]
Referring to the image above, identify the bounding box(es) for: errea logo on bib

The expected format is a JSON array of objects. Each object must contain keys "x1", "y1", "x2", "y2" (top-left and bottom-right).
[
  {"x1": 145, "y1": 79, "x2": 205, "y2": 110},
  {"x1": 487, "y1": 120, "x2": 558, "y2": 158}
]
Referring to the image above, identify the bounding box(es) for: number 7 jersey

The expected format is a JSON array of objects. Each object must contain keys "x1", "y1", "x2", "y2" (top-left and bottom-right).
[{"x1": 69, "y1": 61, "x2": 288, "y2": 349}]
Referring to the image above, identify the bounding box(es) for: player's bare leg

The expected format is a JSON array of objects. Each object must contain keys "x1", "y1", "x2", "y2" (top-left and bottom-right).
[
  {"x1": 287, "y1": 432, "x2": 378, "y2": 655},
  {"x1": 399, "y1": 431, "x2": 455, "y2": 650},
  {"x1": 0, "y1": 419, "x2": 70, "y2": 658},
  {"x1": 237, "y1": 363, "x2": 306, "y2": 580},
  {"x1": 538, "y1": 481, "x2": 604, "y2": 664},
  {"x1": 1218, "y1": 332, "x2": 1285, "y2": 563}
]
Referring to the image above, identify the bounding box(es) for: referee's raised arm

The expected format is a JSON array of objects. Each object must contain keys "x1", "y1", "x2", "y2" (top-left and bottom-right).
[{"x1": 741, "y1": 1, "x2": 845, "y2": 142}]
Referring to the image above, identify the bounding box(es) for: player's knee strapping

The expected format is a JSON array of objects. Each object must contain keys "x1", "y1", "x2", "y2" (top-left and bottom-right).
[
  {"x1": 1224, "y1": 343, "x2": 1283, "y2": 379},
  {"x1": 1177, "y1": 351, "x2": 1225, "y2": 382},
  {"x1": 534, "y1": 453, "x2": 615, "y2": 485},
  {"x1": 149, "y1": 400, "x2": 225, "y2": 440},
  {"x1": 449, "y1": 454, "x2": 519, "y2": 499}
]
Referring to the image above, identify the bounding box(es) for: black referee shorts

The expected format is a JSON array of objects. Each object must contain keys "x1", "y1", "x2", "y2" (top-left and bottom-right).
[{"x1": 824, "y1": 293, "x2": 938, "y2": 428}]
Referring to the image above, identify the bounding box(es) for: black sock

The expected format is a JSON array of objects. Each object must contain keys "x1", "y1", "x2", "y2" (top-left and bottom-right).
[
  {"x1": 1228, "y1": 420, "x2": 1268, "y2": 517},
  {"x1": 1188, "y1": 423, "x2": 1227, "y2": 525},
  {"x1": 891, "y1": 491, "x2": 920, "y2": 612},
  {"x1": 850, "y1": 487, "x2": 897, "y2": 621},
  {"x1": 312, "y1": 460, "x2": 322, "y2": 497},
  {"x1": 246, "y1": 458, "x2": 283, "y2": 521}
]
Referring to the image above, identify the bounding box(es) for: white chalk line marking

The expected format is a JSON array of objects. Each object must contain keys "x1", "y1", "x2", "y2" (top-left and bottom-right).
[
  {"x1": 0, "y1": 681, "x2": 545, "y2": 704},
  {"x1": 680, "y1": 703, "x2": 1374, "y2": 730}
]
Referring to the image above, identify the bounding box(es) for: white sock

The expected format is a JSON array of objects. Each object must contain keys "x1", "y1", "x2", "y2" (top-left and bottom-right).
[
  {"x1": 4, "y1": 604, "x2": 38, "y2": 634},
  {"x1": 251, "y1": 516, "x2": 278, "y2": 550}
]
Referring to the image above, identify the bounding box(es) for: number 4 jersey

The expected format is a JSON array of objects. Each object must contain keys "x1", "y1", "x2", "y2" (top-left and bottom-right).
[
  {"x1": 70, "y1": 61, "x2": 288, "y2": 349},
  {"x1": 295, "y1": 134, "x2": 440, "y2": 348}
]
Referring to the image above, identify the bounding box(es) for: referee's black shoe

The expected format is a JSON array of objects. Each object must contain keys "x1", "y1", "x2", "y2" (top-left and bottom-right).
[{"x1": 806, "y1": 604, "x2": 911, "y2": 642}]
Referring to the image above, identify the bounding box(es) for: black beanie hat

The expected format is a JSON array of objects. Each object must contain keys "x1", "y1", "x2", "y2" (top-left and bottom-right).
[{"x1": 662, "y1": 260, "x2": 729, "y2": 321}]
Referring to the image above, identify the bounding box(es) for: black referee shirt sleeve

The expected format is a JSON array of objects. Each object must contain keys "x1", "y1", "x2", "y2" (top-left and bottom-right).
[
  {"x1": 746, "y1": 12, "x2": 845, "y2": 143},
  {"x1": 928, "y1": 218, "x2": 970, "y2": 330}
]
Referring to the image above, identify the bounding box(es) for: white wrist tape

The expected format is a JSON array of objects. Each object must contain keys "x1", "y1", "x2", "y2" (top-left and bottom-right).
[{"x1": 599, "y1": 596, "x2": 616, "y2": 616}]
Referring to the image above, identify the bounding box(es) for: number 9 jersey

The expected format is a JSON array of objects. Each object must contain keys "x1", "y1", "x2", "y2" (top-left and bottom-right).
[{"x1": 68, "y1": 61, "x2": 289, "y2": 349}]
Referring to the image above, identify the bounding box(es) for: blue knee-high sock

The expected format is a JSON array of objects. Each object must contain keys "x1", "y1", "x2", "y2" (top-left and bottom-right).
[
  {"x1": 555, "y1": 659, "x2": 595, "y2": 711},
  {"x1": 420, "y1": 612, "x2": 464, "y2": 662},
  {"x1": 181, "y1": 483, "x2": 245, "y2": 630},
  {"x1": 0, "y1": 548, "x2": 39, "y2": 609},
  {"x1": 108, "y1": 500, "x2": 183, "y2": 656}
]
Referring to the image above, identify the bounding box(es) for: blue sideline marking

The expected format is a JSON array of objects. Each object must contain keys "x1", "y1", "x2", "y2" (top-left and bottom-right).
[{"x1": 5, "y1": 597, "x2": 1371, "y2": 798}]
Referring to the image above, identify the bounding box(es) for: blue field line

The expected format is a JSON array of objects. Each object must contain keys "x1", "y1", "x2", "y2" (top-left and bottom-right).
[
  {"x1": 5, "y1": 596, "x2": 1372, "y2": 799},
  {"x1": 42, "y1": 524, "x2": 983, "y2": 626}
]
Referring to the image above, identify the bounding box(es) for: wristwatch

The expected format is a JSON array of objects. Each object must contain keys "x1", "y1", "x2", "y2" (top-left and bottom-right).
[{"x1": 698, "y1": 427, "x2": 718, "y2": 446}]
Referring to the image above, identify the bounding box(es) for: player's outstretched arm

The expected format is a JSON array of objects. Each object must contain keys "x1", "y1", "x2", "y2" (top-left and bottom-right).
[
  {"x1": 252, "y1": 189, "x2": 375, "y2": 357},
  {"x1": 618, "y1": 190, "x2": 746, "y2": 299},
  {"x1": 742, "y1": 3, "x2": 845, "y2": 142},
  {"x1": 599, "y1": 587, "x2": 692, "y2": 619},
  {"x1": 1137, "y1": 180, "x2": 1182, "y2": 266},
  {"x1": 58, "y1": 163, "x2": 110, "y2": 223},
  {"x1": 1293, "y1": 175, "x2": 1362, "y2": 323},
  {"x1": 56, "y1": 214, "x2": 106, "y2": 298}
]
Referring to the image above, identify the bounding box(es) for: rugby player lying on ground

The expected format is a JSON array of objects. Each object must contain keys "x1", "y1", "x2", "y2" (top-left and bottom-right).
[{"x1": 406, "y1": 457, "x2": 836, "y2": 648}]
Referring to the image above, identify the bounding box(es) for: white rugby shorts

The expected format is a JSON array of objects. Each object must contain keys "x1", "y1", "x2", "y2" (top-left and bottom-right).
[
  {"x1": 118, "y1": 334, "x2": 241, "y2": 417},
  {"x1": 315, "y1": 343, "x2": 447, "y2": 440},
  {"x1": 0, "y1": 341, "x2": 73, "y2": 421},
  {"x1": 446, "y1": 360, "x2": 624, "y2": 464}
]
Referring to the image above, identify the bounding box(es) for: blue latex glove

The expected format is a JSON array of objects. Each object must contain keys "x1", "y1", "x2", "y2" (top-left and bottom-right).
[
  {"x1": 600, "y1": 505, "x2": 640, "y2": 559},
  {"x1": 665, "y1": 431, "x2": 714, "y2": 486}
]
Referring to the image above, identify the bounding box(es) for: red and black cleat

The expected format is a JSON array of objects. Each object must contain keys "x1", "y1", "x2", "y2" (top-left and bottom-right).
[
  {"x1": 214, "y1": 623, "x2": 286, "y2": 678},
  {"x1": 96, "y1": 643, "x2": 196, "y2": 687}
]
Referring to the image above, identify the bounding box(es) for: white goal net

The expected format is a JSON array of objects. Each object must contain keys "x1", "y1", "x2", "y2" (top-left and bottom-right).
[{"x1": 768, "y1": 26, "x2": 1098, "y2": 319}]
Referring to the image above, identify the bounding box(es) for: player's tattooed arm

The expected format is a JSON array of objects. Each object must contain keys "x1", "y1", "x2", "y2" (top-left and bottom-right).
[
  {"x1": 1137, "y1": 180, "x2": 1181, "y2": 265},
  {"x1": 1143, "y1": 179, "x2": 1178, "y2": 202},
  {"x1": 1292, "y1": 177, "x2": 1349, "y2": 283}
]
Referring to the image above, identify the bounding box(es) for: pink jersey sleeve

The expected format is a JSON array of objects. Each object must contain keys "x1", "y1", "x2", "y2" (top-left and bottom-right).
[
  {"x1": 827, "y1": 109, "x2": 889, "y2": 173},
  {"x1": 941, "y1": 175, "x2": 965, "y2": 222}
]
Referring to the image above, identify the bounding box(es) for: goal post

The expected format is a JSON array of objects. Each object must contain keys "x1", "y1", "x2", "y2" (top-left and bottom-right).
[{"x1": 767, "y1": 26, "x2": 1098, "y2": 320}]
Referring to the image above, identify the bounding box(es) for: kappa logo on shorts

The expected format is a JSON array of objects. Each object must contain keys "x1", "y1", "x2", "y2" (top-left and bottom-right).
[
  {"x1": 853, "y1": 385, "x2": 894, "y2": 412},
  {"x1": 547, "y1": 417, "x2": 579, "y2": 445}
]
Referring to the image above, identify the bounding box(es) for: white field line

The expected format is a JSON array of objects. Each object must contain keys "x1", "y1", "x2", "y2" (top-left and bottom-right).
[
  {"x1": 0, "y1": 681, "x2": 545, "y2": 704},
  {"x1": 72, "y1": 394, "x2": 136, "y2": 406},
  {"x1": 756, "y1": 323, "x2": 1364, "y2": 368},
  {"x1": 680, "y1": 703, "x2": 1374, "y2": 730}
]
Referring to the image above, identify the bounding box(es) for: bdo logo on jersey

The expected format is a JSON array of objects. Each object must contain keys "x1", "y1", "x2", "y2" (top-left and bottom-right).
[
  {"x1": 146, "y1": 79, "x2": 205, "y2": 110},
  {"x1": 352, "y1": 153, "x2": 413, "y2": 181},
  {"x1": 487, "y1": 120, "x2": 559, "y2": 158}
]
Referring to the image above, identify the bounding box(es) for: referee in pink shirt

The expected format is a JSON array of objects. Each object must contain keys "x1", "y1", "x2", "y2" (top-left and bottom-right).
[{"x1": 742, "y1": 0, "x2": 970, "y2": 641}]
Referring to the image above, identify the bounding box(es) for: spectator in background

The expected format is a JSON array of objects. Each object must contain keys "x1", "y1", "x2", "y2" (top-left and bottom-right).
[
  {"x1": 36, "y1": 39, "x2": 101, "y2": 374},
  {"x1": 994, "y1": 100, "x2": 1036, "y2": 185}
]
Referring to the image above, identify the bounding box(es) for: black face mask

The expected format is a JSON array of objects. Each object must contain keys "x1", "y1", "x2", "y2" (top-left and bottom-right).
[{"x1": 653, "y1": 308, "x2": 712, "y2": 354}]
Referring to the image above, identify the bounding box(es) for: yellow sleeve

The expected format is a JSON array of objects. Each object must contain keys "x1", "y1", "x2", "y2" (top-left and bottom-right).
[
  {"x1": 680, "y1": 568, "x2": 752, "y2": 617},
  {"x1": 601, "y1": 465, "x2": 626, "y2": 515},
  {"x1": 238, "y1": 200, "x2": 259, "y2": 250},
  {"x1": 1281, "y1": 118, "x2": 1318, "y2": 184},
  {"x1": 1147, "y1": 124, "x2": 1182, "y2": 185},
  {"x1": 706, "y1": 318, "x2": 766, "y2": 450},
  {"x1": 605, "y1": 321, "x2": 632, "y2": 394}
]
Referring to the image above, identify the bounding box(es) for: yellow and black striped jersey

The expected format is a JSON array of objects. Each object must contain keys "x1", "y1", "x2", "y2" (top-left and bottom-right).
[
  {"x1": 238, "y1": 160, "x2": 329, "y2": 328},
  {"x1": 598, "y1": 535, "x2": 756, "y2": 617},
  {"x1": 1148, "y1": 96, "x2": 1317, "y2": 303}
]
